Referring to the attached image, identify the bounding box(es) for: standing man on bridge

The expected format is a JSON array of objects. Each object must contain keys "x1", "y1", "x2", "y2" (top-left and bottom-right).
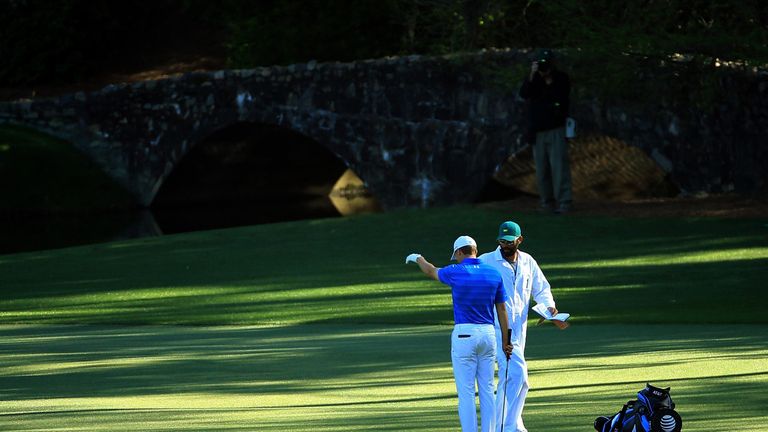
[
  {"x1": 519, "y1": 49, "x2": 573, "y2": 214},
  {"x1": 406, "y1": 235, "x2": 513, "y2": 432}
]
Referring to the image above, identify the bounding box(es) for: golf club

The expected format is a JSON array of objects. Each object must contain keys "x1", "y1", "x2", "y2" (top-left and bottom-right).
[{"x1": 500, "y1": 329, "x2": 512, "y2": 432}]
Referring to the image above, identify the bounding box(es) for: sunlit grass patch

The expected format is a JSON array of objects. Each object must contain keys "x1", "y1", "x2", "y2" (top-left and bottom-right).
[
  {"x1": 2, "y1": 206, "x2": 767, "y2": 325},
  {"x1": 1, "y1": 206, "x2": 767, "y2": 429},
  {"x1": 0, "y1": 324, "x2": 766, "y2": 431}
]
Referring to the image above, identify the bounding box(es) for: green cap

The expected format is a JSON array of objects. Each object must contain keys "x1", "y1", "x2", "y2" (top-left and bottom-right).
[{"x1": 497, "y1": 221, "x2": 521, "y2": 242}]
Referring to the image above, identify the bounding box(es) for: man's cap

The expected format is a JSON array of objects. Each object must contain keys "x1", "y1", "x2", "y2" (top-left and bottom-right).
[
  {"x1": 497, "y1": 221, "x2": 522, "y2": 242},
  {"x1": 451, "y1": 235, "x2": 477, "y2": 260}
]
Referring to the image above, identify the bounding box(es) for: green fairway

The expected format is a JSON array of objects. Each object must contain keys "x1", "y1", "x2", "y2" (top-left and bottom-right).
[
  {"x1": 0, "y1": 324, "x2": 765, "y2": 431},
  {"x1": 1, "y1": 206, "x2": 767, "y2": 430},
  {"x1": 1, "y1": 207, "x2": 767, "y2": 326}
]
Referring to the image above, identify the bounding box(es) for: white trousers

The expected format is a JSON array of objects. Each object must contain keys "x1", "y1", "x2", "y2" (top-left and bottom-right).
[
  {"x1": 451, "y1": 323, "x2": 497, "y2": 432},
  {"x1": 495, "y1": 328, "x2": 529, "y2": 432}
]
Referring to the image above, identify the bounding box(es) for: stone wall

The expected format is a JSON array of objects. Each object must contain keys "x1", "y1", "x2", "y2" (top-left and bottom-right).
[
  {"x1": 568, "y1": 58, "x2": 768, "y2": 195},
  {"x1": 0, "y1": 49, "x2": 765, "y2": 209},
  {"x1": 0, "y1": 51, "x2": 530, "y2": 209}
]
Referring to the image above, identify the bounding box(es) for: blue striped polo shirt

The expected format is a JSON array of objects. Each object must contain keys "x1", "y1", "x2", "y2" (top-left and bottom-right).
[{"x1": 438, "y1": 258, "x2": 506, "y2": 325}]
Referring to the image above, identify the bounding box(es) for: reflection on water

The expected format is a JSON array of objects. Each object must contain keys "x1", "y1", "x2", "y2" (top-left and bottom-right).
[
  {"x1": 0, "y1": 120, "x2": 351, "y2": 254},
  {"x1": 0, "y1": 198, "x2": 343, "y2": 255},
  {"x1": 0, "y1": 210, "x2": 159, "y2": 255},
  {"x1": 0, "y1": 122, "x2": 377, "y2": 255},
  {"x1": 153, "y1": 197, "x2": 341, "y2": 235},
  {"x1": 0, "y1": 165, "x2": 387, "y2": 255}
]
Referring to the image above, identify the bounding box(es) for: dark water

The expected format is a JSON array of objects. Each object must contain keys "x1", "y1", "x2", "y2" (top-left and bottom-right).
[
  {"x1": 0, "y1": 199, "x2": 342, "y2": 255},
  {"x1": 0, "y1": 210, "x2": 154, "y2": 255},
  {"x1": 0, "y1": 180, "x2": 524, "y2": 255},
  {"x1": 0, "y1": 121, "x2": 520, "y2": 255},
  {"x1": 0, "y1": 122, "x2": 350, "y2": 255}
]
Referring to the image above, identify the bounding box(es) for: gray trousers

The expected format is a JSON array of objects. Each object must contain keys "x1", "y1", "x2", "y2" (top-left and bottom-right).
[{"x1": 532, "y1": 127, "x2": 572, "y2": 207}]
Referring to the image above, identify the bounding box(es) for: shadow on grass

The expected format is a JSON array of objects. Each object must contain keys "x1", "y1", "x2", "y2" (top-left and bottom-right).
[
  {"x1": 1, "y1": 209, "x2": 767, "y2": 327},
  {"x1": 1, "y1": 256, "x2": 767, "y2": 325},
  {"x1": 526, "y1": 378, "x2": 768, "y2": 432},
  {"x1": 522, "y1": 323, "x2": 768, "y2": 430},
  {"x1": 0, "y1": 324, "x2": 765, "y2": 396},
  {"x1": 0, "y1": 324, "x2": 766, "y2": 431},
  {"x1": 0, "y1": 408, "x2": 460, "y2": 432},
  {"x1": 0, "y1": 324, "x2": 453, "y2": 401}
]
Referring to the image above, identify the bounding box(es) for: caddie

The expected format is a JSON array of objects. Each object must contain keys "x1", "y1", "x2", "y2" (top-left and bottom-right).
[
  {"x1": 478, "y1": 221, "x2": 567, "y2": 432},
  {"x1": 406, "y1": 235, "x2": 513, "y2": 432}
]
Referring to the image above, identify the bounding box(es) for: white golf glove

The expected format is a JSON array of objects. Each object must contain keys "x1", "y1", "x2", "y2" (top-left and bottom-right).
[{"x1": 405, "y1": 253, "x2": 422, "y2": 264}]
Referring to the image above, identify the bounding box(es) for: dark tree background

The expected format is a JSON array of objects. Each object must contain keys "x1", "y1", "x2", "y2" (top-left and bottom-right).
[{"x1": 1, "y1": 0, "x2": 767, "y2": 86}]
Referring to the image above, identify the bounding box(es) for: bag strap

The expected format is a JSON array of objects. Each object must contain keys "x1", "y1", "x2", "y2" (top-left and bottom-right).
[{"x1": 611, "y1": 403, "x2": 630, "y2": 432}]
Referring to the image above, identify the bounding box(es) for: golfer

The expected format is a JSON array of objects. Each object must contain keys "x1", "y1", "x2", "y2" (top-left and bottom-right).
[
  {"x1": 478, "y1": 221, "x2": 565, "y2": 432},
  {"x1": 406, "y1": 235, "x2": 513, "y2": 432}
]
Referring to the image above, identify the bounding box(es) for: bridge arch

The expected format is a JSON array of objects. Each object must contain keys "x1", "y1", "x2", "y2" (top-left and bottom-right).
[
  {"x1": 151, "y1": 121, "x2": 374, "y2": 226},
  {"x1": 2, "y1": 49, "x2": 764, "y2": 203}
]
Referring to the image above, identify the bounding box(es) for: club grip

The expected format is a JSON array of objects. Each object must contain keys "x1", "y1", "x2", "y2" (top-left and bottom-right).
[{"x1": 506, "y1": 329, "x2": 512, "y2": 345}]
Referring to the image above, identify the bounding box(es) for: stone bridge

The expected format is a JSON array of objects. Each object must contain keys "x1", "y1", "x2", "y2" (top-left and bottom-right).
[{"x1": 1, "y1": 49, "x2": 766, "y2": 209}]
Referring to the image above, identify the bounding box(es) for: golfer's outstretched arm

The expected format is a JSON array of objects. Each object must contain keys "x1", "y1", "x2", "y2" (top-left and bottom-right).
[
  {"x1": 496, "y1": 302, "x2": 513, "y2": 358},
  {"x1": 405, "y1": 253, "x2": 439, "y2": 280},
  {"x1": 415, "y1": 256, "x2": 439, "y2": 281}
]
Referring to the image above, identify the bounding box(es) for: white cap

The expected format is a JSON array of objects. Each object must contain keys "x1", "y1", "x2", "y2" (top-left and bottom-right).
[{"x1": 451, "y1": 235, "x2": 477, "y2": 260}]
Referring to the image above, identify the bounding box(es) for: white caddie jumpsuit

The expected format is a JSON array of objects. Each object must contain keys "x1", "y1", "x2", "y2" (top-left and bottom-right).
[{"x1": 479, "y1": 247, "x2": 555, "y2": 432}]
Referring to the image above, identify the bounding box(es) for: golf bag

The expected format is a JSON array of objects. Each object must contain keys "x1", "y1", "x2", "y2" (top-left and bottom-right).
[{"x1": 594, "y1": 384, "x2": 682, "y2": 432}]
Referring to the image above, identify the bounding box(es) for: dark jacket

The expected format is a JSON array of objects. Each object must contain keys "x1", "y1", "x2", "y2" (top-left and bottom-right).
[{"x1": 519, "y1": 69, "x2": 570, "y2": 133}]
